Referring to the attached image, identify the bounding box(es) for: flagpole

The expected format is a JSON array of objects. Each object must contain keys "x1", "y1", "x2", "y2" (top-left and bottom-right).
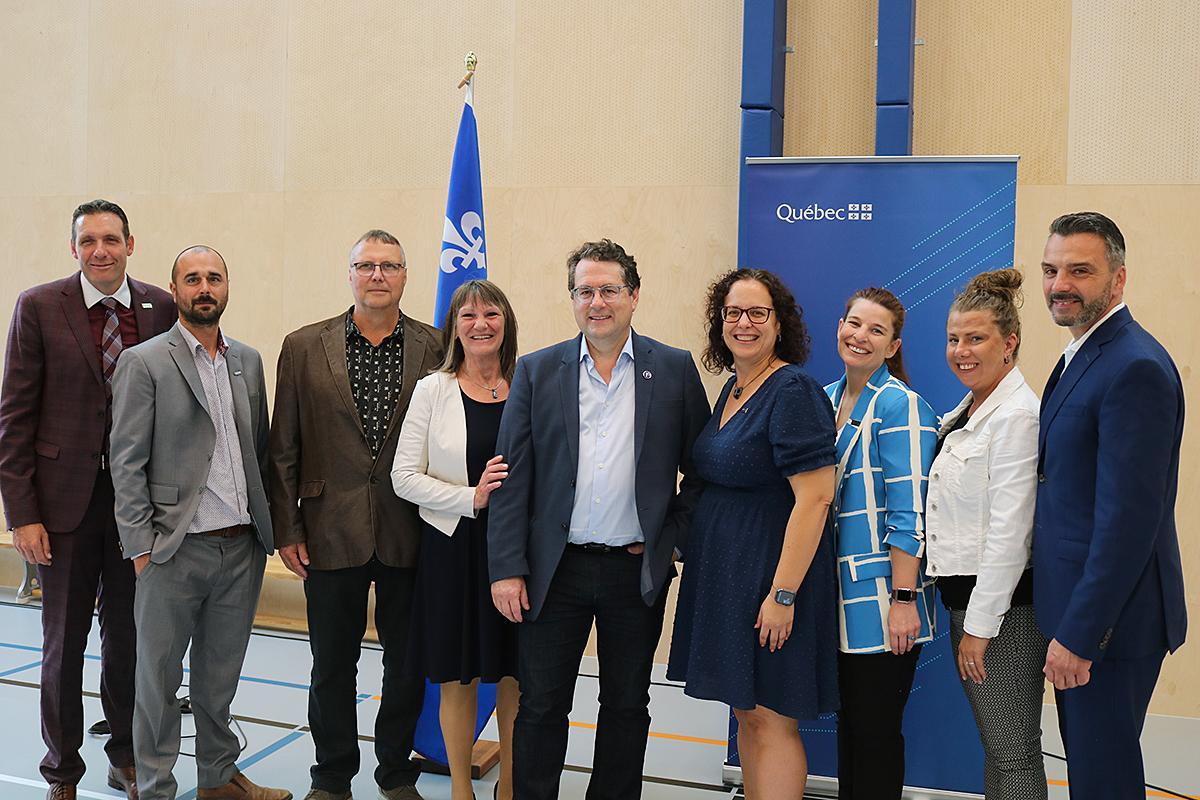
[{"x1": 457, "y1": 51, "x2": 477, "y2": 88}]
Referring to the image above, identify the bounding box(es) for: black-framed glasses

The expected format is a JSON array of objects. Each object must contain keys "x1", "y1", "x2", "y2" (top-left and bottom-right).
[
  {"x1": 570, "y1": 284, "x2": 629, "y2": 303},
  {"x1": 352, "y1": 261, "x2": 406, "y2": 276},
  {"x1": 722, "y1": 306, "x2": 774, "y2": 324}
]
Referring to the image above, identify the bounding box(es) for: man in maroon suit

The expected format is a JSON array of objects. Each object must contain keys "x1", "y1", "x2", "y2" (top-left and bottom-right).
[{"x1": 0, "y1": 200, "x2": 176, "y2": 800}]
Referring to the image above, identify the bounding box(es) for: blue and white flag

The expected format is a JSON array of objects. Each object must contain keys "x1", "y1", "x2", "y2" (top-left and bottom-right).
[
  {"x1": 413, "y1": 76, "x2": 498, "y2": 770},
  {"x1": 434, "y1": 79, "x2": 487, "y2": 327}
]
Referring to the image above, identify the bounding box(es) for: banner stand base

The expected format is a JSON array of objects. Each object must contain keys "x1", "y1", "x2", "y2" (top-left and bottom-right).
[
  {"x1": 721, "y1": 764, "x2": 981, "y2": 800},
  {"x1": 416, "y1": 739, "x2": 501, "y2": 779}
]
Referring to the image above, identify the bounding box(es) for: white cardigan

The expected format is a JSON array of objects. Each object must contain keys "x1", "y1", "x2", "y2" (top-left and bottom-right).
[
  {"x1": 390, "y1": 370, "x2": 481, "y2": 536},
  {"x1": 925, "y1": 367, "x2": 1040, "y2": 639}
]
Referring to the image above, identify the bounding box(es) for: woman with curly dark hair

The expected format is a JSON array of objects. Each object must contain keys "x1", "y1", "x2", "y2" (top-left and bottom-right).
[{"x1": 668, "y1": 268, "x2": 839, "y2": 799}]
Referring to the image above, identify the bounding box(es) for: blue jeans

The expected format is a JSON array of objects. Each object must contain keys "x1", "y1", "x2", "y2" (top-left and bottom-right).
[{"x1": 514, "y1": 546, "x2": 668, "y2": 800}]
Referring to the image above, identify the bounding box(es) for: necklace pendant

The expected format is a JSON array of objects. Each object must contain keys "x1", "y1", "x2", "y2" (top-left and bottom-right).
[
  {"x1": 732, "y1": 386, "x2": 744, "y2": 399},
  {"x1": 490, "y1": 388, "x2": 499, "y2": 399}
]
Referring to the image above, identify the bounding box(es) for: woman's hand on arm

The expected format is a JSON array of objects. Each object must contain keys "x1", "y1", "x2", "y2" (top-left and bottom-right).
[{"x1": 472, "y1": 454, "x2": 509, "y2": 511}]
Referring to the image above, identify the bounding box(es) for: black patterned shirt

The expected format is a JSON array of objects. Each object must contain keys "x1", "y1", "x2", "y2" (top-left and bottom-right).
[{"x1": 345, "y1": 309, "x2": 405, "y2": 456}]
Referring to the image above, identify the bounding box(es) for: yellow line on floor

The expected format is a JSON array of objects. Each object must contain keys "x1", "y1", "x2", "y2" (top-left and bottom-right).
[
  {"x1": 568, "y1": 720, "x2": 726, "y2": 747},
  {"x1": 1046, "y1": 778, "x2": 1197, "y2": 799}
]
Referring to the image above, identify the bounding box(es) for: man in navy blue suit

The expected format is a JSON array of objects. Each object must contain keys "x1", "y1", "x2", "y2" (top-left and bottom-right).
[
  {"x1": 1034, "y1": 211, "x2": 1186, "y2": 799},
  {"x1": 488, "y1": 238, "x2": 709, "y2": 800}
]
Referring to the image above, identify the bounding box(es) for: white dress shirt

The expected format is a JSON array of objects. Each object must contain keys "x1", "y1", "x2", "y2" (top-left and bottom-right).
[
  {"x1": 925, "y1": 367, "x2": 1040, "y2": 638},
  {"x1": 570, "y1": 332, "x2": 642, "y2": 546},
  {"x1": 178, "y1": 325, "x2": 251, "y2": 532},
  {"x1": 80, "y1": 272, "x2": 131, "y2": 309}
]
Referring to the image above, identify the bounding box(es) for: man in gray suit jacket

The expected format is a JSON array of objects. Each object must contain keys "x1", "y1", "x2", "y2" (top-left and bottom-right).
[
  {"x1": 110, "y1": 246, "x2": 289, "y2": 800},
  {"x1": 488, "y1": 239, "x2": 709, "y2": 800}
]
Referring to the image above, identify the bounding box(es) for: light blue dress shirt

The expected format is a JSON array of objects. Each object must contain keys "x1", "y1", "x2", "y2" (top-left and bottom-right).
[{"x1": 569, "y1": 333, "x2": 643, "y2": 546}]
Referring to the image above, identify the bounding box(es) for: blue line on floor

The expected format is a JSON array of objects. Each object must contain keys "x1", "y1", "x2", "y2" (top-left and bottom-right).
[
  {"x1": 0, "y1": 640, "x2": 314, "y2": 692},
  {"x1": 0, "y1": 659, "x2": 42, "y2": 678}
]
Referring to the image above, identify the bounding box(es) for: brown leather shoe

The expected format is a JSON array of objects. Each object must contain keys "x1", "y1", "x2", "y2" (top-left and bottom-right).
[
  {"x1": 45, "y1": 784, "x2": 76, "y2": 800},
  {"x1": 107, "y1": 764, "x2": 139, "y2": 799},
  {"x1": 197, "y1": 770, "x2": 293, "y2": 800}
]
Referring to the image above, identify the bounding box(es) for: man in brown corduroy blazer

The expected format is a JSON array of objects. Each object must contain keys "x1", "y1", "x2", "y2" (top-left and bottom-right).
[{"x1": 268, "y1": 229, "x2": 443, "y2": 800}]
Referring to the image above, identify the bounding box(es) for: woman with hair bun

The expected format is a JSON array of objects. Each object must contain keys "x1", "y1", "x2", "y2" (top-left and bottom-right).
[{"x1": 926, "y1": 268, "x2": 1048, "y2": 799}]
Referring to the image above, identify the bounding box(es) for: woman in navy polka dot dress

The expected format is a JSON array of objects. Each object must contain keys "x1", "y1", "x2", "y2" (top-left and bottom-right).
[{"x1": 668, "y1": 268, "x2": 839, "y2": 800}]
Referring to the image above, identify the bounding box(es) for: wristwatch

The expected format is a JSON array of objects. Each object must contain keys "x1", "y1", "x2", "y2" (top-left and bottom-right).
[
  {"x1": 773, "y1": 588, "x2": 797, "y2": 606},
  {"x1": 892, "y1": 587, "x2": 917, "y2": 604}
]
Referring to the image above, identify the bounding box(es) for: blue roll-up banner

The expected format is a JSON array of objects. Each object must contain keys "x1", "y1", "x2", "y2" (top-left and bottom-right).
[{"x1": 733, "y1": 155, "x2": 1019, "y2": 797}]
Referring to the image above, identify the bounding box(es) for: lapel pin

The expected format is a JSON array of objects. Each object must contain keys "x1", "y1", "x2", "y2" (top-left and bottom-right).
[
  {"x1": 642, "y1": 370, "x2": 652, "y2": 380},
  {"x1": 141, "y1": 302, "x2": 153, "y2": 309},
  {"x1": 233, "y1": 370, "x2": 242, "y2": 376}
]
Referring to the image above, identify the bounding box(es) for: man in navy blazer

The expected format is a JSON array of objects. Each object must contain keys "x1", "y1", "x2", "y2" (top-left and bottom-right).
[
  {"x1": 488, "y1": 239, "x2": 709, "y2": 800},
  {"x1": 1034, "y1": 212, "x2": 1186, "y2": 799}
]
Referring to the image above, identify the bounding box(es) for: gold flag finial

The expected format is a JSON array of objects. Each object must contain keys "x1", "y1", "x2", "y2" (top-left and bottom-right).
[{"x1": 457, "y1": 52, "x2": 478, "y2": 89}]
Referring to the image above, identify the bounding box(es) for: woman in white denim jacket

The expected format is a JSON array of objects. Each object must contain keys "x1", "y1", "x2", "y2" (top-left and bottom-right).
[{"x1": 926, "y1": 268, "x2": 1048, "y2": 800}]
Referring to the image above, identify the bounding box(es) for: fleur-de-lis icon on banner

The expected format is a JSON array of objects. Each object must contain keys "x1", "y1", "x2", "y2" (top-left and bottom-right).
[{"x1": 440, "y1": 210, "x2": 487, "y2": 274}]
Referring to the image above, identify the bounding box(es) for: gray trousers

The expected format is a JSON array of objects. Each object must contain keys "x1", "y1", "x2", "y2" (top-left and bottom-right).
[
  {"x1": 949, "y1": 605, "x2": 1049, "y2": 800},
  {"x1": 133, "y1": 533, "x2": 266, "y2": 800}
]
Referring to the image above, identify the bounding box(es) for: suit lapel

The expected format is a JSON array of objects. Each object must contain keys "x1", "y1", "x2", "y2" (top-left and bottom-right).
[
  {"x1": 632, "y1": 332, "x2": 653, "y2": 464},
  {"x1": 167, "y1": 326, "x2": 210, "y2": 417},
  {"x1": 1039, "y1": 307, "x2": 1133, "y2": 454},
  {"x1": 320, "y1": 317, "x2": 364, "y2": 435},
  {"x1": 559, "y1": 337, "x2": 582, "y2": 469},
  {"x1": 225, "y1": 345, "x2": 254, "y2": 447},
  {"x1": 128, "y1": 278, "x2": 161, "y2": 342},
  {"x1": 58, "y1": 275, "x2": 104, "y2": 387}
]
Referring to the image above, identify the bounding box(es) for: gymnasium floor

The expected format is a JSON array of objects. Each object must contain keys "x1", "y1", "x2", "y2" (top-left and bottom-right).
[{"x1": 0, "y1": 600, "x2": 1195, "y2": 800}]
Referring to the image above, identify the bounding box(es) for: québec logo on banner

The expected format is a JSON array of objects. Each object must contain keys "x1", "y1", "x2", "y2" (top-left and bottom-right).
[{"x1": 776, "y1": 202, "x2": 873, "y2": 223}]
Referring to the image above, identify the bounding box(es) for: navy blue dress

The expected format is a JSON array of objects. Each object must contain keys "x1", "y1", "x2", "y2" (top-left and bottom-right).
[{"x1": 667, "y1": 365, "x2": 840, "y2": 719}]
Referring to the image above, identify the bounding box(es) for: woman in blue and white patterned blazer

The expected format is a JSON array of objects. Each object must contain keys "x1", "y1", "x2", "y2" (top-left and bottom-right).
[{"x1": 824, "y1": 287, "x2": 938, "y2": 800}]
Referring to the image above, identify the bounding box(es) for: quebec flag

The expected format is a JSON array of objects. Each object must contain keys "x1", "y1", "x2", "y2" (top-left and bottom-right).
[
  {"x1": 434, "y1": 79, "x2": 487, "y2": 327},
  {"x1": 414, "y1": 76, "x2": 498, "y2": 770}
]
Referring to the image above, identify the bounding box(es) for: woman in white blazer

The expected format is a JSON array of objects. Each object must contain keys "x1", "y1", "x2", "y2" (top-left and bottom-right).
[
  {"x1": 392, "y1": 280, "x2": 519, "y2": 800},
  {"x1": 925, "y1": 269, "x2": 1048, "y2": 799}
]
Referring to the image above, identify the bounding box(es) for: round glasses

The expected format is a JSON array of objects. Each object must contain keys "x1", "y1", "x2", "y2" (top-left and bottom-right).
[{"x1": 721, "y1": 306, "x2": 774, "y2": 324}]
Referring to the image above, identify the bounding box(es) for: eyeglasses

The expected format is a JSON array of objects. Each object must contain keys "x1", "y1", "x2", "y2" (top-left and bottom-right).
[
  {"x1": 352, "y1": 261, "x2": 406, "y2": 276},
  {"x1": 721, "y1": 306, "x2": 774, "y2": 324},
  {"x1": 570, "y1": 284, "x2": 629, "y2": 303}
]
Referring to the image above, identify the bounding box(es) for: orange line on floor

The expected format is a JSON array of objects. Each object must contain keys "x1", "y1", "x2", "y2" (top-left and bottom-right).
[
  {"x1": 567, "y1": 720, "x2": 726, "y2": 747},
  {"x1": 1046, "y1": 779, "x2": 1197, "y2": 799}
]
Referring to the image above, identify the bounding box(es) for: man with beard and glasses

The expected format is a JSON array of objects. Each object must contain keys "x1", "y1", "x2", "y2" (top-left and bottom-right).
[
  {"x1": 1034, "y1": 212, "x2": 1186, "y2": 799},
  {"x1": 110, "y1": 246, "x2": 290, "y2": 800}
]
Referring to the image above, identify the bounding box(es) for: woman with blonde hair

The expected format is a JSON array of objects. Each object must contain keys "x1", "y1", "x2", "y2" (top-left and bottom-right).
[
  {"x1": 392, "y1": 280, "x2": 520, "y2": 800},
  {"x1": 926, "y1": 268, "x2": 1047, "y2": 799}
]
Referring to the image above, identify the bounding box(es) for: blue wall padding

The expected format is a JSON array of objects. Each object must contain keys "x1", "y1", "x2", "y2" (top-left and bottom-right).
[
  {"x1": 737, "y1": 107, "x2": 784, "y2": 263},
  {"x1": 876, "y1": 0, "x2": 916, "y2": 105},
  {"x1": 874, "y1": 103, "x2": 913, "y2": 156},
  {"x1": 741, "y1": 0, "x2": 788, "y2": 112}
]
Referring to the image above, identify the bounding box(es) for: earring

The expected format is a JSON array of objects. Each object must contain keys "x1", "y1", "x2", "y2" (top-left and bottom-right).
[{"x1": 1004, "y1": 355, "x2": 1011, "y2": 364}]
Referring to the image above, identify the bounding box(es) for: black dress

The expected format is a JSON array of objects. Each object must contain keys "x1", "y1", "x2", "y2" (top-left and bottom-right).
[
  {"x1": 409, "y1": 391, "x2": 518, "y2": 684},
  {"x1": 667, "y1": 366, "x2": 840, "y2": 720}
]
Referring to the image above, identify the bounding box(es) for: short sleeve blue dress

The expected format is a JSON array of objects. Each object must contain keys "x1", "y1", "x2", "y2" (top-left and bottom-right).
[{"x1": 667, "y1": 365, "x2": 840, "y2": 720}]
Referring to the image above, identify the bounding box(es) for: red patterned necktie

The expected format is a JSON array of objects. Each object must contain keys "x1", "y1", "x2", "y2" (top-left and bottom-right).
[{"x1": 100, "y1": 297, "x2": 124, "y2": 398}]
